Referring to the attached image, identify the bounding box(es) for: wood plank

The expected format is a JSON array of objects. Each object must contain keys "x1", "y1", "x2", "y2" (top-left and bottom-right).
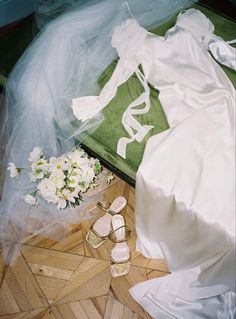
[
  {"x1": 110, "y1": 266, "x2": 153, "y2": 319},
  {"x1": 21, "y1": 224, "x2": 84, "y2": 256},
  {"x1": 52, "y1": 297, "x2": 107, "y2": 319},
  {"x1": 0, "y1": 249, "x2": 48, "y2": 314},
  {"x1": 123, "y1": 187, "x2": 136, "y2": 232},
  {"x1": 35, "y1": 275, "x2": 68, "y2": 304},
  {"x1": 52, "y1": 303, "x2": 77, "y2": 319},
  {"x1": 103, "y1": 179, "x2": 128, "y2": 205},
  {"x1": 0, "y1": 279, "x2": 20, "y2": 314},
  {"x1": 22, "y1": 246, "x2": 84, "y2": 280},
  {"x1": 104, "y1": 292, "x2": 143, "y2": 319},
  {"x1": 146, "y1": 268, "x2": 169, "y2": 280},
  {"x1": 147, "y1": 258, "x2": 169, "y2": 273},
  {"x1": 55, "y1": 257, "x2": 111, "y2": 303},
  {"x1": 79, "y1": 299, "x2": 103, "y2": 319},
  {"x1": 0, "y1": 308, "x2": 54, "y2": 319}
]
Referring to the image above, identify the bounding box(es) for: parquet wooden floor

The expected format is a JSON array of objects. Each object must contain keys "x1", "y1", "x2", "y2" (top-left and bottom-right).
[{"x1": 0, "y1": 172, "x2": 170, "y2": 319}]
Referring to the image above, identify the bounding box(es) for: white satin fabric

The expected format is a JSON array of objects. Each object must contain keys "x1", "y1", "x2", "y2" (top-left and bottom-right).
[
  {"x1": 72, "y1": 8, "x2": 236, "y2": 318},
  {"x1": 131, "y1": 10, "x2": 236, "y2": 319}
]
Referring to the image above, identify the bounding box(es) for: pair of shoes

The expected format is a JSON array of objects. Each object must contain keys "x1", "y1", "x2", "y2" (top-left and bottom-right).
[{"x1": 86, "y1": 196, "x2": 131, "y2": 277}]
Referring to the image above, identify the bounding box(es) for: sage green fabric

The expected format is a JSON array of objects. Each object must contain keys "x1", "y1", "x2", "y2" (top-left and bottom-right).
[{"x1": 82, "y1": 4, "x2": 236, "y2": 181}]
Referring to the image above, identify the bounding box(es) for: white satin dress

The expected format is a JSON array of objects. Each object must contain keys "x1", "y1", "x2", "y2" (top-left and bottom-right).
[{"x1": 72, "y1": 9, "x2": 236, "y2": 318}]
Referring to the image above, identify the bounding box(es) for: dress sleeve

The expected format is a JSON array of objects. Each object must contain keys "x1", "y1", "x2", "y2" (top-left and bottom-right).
[
  {"x1": 71, "y1": 19, "x2": 147, "y2": 123},
  {"x1": 176, "y1": 8, "x2": 236, "y2": 71},
  {"x1": 207, "y1": 37, "x2": 236, "y2": 71},
  {"x1": 71, "y1": 57, "x2": 139, "y2": 122},
  {"x1": 72, "y1": 18, "x2": 152, "y2": 159}
]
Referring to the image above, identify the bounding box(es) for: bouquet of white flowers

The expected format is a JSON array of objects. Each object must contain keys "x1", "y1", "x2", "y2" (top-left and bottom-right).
[{"x1": 8, "y1": 146, "x2": 102, "y2": 210}]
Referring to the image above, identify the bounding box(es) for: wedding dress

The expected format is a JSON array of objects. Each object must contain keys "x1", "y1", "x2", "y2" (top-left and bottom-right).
[{"x1": 72, "y1": 9, "x2": 236, "y2": 319}]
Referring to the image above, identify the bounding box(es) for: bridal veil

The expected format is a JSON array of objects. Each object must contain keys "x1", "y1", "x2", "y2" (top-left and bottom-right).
[{"x1": 0, "y1": 0, "x2": 195, "y2": 263}]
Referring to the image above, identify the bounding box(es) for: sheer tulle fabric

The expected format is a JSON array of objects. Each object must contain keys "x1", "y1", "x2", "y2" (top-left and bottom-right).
[{"x1": 0, "y1": 0, "x2": 195, "y2": 263}]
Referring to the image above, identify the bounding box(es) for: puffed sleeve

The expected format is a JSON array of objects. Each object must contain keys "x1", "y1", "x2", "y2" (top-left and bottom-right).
[{"x1": 176, "y1": 9, "x2": 236, "y2": 71}]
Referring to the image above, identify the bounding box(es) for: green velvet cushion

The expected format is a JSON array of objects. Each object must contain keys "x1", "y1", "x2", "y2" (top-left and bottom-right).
[{"x1": 81, "y1": 3, "x2": 236, "y2": 181}]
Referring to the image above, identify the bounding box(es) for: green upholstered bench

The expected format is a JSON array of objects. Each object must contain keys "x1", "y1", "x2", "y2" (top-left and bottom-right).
[{"x1": 0, "y1": 3, "x2": 235, "y2": 186}]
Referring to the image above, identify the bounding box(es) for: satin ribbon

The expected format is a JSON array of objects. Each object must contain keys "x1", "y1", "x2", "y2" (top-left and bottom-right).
[{"x1": 117, "y1": 69, "x2": 154, "y2": 158}]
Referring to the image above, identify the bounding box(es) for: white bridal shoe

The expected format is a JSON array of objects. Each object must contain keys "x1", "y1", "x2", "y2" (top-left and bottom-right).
[
  {"x1": 109, "y1": 214, "x2": 131, "y2": 277},
  {"x1": 86, "y1": 196, "x2": 127, "y2": 249}
]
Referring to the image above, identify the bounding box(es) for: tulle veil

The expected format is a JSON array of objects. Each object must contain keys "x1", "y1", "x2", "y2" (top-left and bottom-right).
[{"x1": 0, "y1": 0, "x2": 195, "y2": 265}]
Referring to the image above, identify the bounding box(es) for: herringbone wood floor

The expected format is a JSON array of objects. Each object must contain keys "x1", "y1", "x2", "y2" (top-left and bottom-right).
[{"x1": 0, "y1": 171, "x2": 169, "y2": 319}]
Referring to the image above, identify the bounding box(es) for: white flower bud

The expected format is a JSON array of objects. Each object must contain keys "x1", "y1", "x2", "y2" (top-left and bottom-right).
[
  {"x1": 7, "y1": 162, "x2": 20, "y2": 178},
  {"x1": 28, "y1": 147, "x2": 43, "y2": 162},
  {"x1": 23, "y1": 194, "x2": 37, "y2": 206}
]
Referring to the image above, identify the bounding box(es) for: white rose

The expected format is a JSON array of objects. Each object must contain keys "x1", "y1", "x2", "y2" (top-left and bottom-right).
[
  {"x1": 23, "y1": 194, "x2": 37, "y2": 206},
  {"x1": 7, "y1": 162, "x2": 20, "y2": 178},
  {"x1": 28, "y1": 147, "x2": 43, "y2": 162},
  {"x1": 37, "y1": 179, "x2": 58, "y2": 204}
]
